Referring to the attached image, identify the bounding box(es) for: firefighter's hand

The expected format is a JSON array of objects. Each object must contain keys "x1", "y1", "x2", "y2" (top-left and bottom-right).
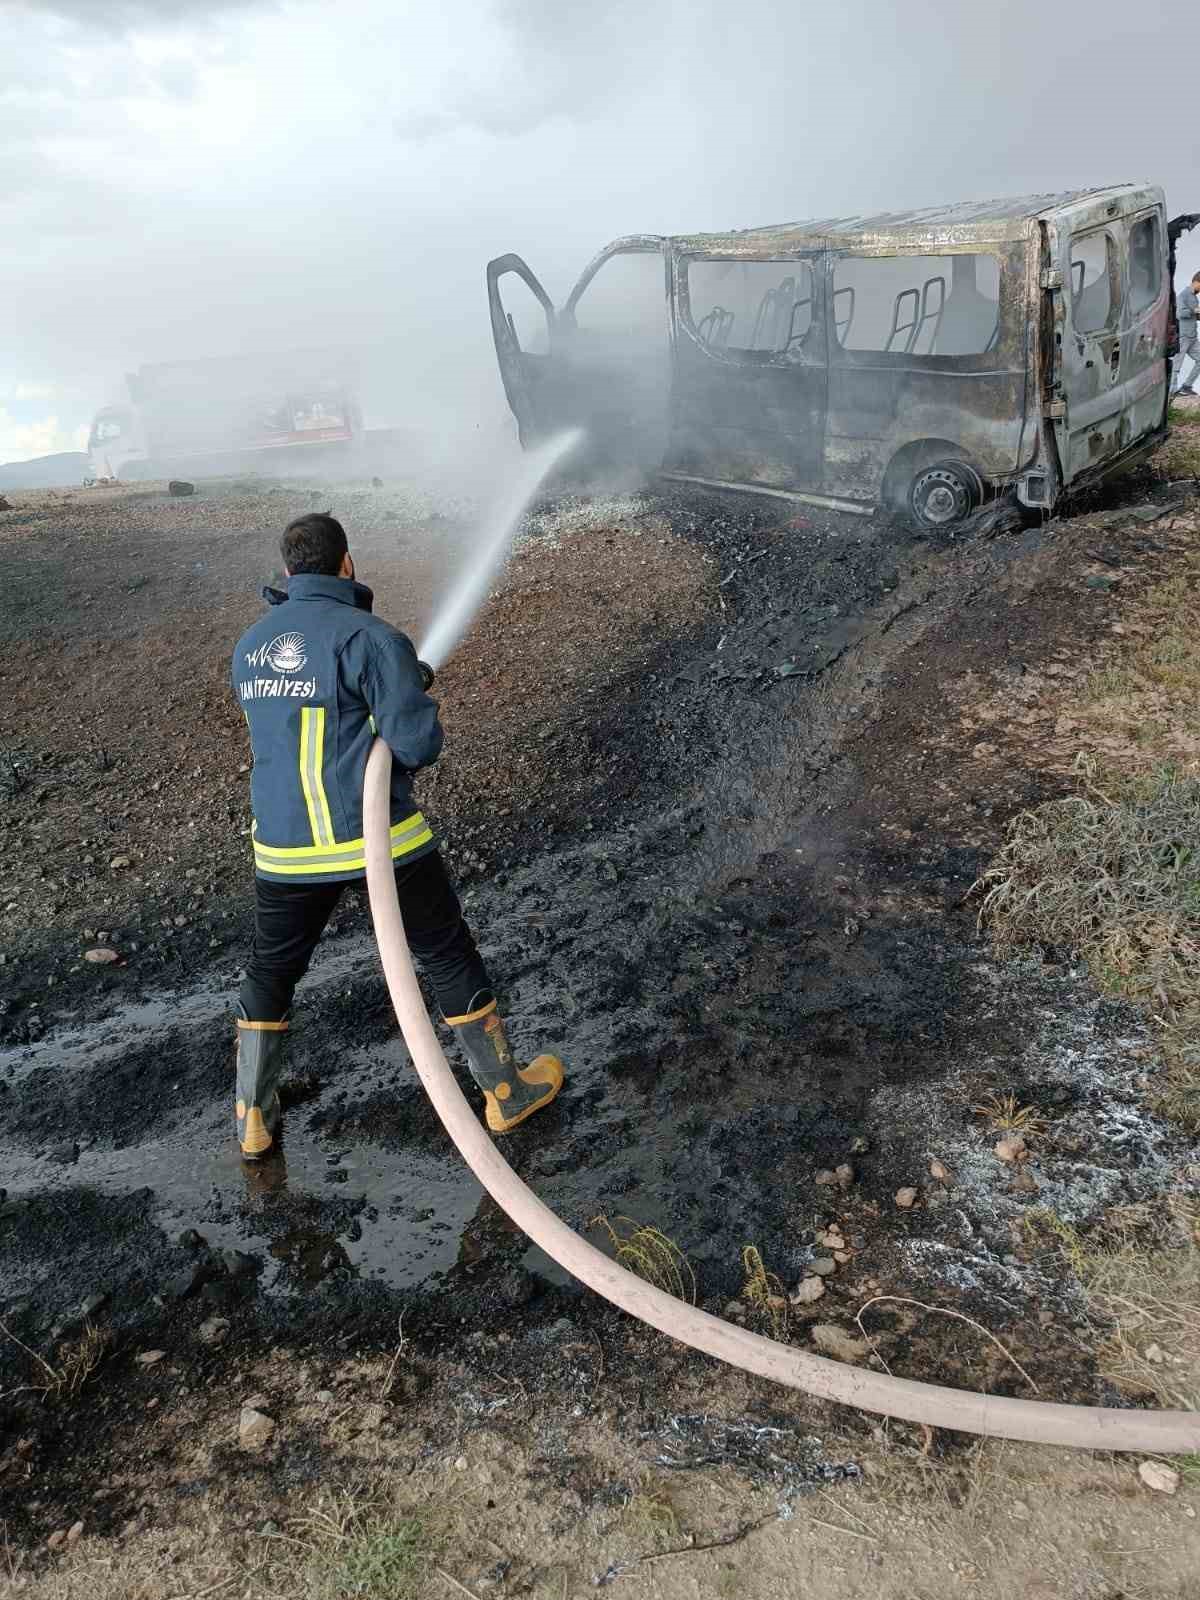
[{"x1": 418, "y1": 660, "x2": 435, "y2": 692}]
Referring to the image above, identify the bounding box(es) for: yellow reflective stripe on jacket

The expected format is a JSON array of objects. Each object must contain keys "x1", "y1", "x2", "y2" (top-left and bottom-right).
[
  {"x1": 254, "y1": 813, "x2": 429, "y2": 860},
  {"x1": 252, "y1": 812, "x2": 433, "y2": 874},
  {"x1": 298, "y1": 706, "x2": 336, "y2": 847},
  {"x1": 252, "y1": 828, "x2": 434, "y2": 875}
]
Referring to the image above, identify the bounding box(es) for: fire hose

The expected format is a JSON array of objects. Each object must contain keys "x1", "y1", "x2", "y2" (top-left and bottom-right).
[{"x1": 363, "y1": 738, "x2": 1200, "y2": 1453}]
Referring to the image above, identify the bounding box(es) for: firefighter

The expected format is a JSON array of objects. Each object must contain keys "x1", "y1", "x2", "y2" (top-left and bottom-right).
[{"x1": 230, "y1": 511, "x2": 563, "y2": 1160}]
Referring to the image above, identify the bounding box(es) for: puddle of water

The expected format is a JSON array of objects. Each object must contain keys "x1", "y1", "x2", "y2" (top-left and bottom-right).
[
  {"x1": 0, "y1": 941, "x2": 371, "y2": 1085},
  {"x1": 1, "y1": 1125, "x2": 485, "y2": 1298}
]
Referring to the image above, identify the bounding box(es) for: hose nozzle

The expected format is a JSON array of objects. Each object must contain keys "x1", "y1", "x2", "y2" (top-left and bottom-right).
[{"x1": 418, "y1": 660, "x2": 435, "y2": 692}]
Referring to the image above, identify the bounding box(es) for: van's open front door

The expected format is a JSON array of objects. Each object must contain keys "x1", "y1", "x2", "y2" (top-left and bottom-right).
[
  {"x1": 488, "y1": 238, "x2": 670, "y2": 466},
  {"x1": 487, "y1": 254, "x2": 556, "y2": 449}
]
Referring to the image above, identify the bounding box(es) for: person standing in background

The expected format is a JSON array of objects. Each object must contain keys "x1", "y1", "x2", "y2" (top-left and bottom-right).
[{"x1": 1172, "y1": 270, "x2": 1200, "y2": 396}]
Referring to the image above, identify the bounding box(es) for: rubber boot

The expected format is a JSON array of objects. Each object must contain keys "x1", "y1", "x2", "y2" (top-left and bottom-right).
[
  {"x1": 446, "y1": 991, "x2": 563, "y2": 1134},
  {"x1": 235, "y1": 1012, "x2": 287, "y2": 1160}
]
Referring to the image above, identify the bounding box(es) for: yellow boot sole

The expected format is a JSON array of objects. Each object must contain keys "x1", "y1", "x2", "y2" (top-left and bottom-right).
[{"x1": 484, "y1": 1055, "x2": 564, "y2": 1134}]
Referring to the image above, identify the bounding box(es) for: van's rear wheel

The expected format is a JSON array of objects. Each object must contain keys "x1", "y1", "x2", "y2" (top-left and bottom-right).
[{"x1": 908, "y1": 460, "x2": 983, "y2": 532}]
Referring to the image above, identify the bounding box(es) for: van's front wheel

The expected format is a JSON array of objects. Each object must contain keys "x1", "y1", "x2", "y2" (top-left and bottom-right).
[{"x1": 908, "y1": 460, "x2": 983, "y2": 532}]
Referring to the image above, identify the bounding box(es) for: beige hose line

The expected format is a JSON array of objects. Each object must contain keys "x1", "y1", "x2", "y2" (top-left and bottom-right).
[{"x1": 364, "y1": 739, "x2": 1200, "y2": 1453}]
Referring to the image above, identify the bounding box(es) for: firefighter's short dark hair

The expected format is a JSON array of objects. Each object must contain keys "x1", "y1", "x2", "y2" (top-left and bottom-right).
[{"x1": 281, "y1": 512, "x2": 349, "y2": 576}]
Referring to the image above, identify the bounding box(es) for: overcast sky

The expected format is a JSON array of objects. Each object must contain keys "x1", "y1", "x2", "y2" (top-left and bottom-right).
[{"x1": 1, "y1": 0, "x2": 1194, "y2": 465}]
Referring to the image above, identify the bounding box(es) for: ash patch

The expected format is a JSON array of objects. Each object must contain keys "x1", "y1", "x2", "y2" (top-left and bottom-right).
[
  {"x1": 647, "y1": 1412, "x2": 861, "y2": 1495},
  {"x1": 519, "y1": 490, "x2": 656, "y2": 550},
  {"x1": 870, "y1": 954, "x2": 1178, "y2": 1321},
  {"x1": 590, "y1": 1413, "x2": 862, "y2": 1585},
  {"x1": 900, "y1": 1237, "x2": 1037, "y2": 1309}
]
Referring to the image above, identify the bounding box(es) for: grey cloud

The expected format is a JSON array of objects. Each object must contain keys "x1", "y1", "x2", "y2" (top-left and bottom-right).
[
  {"x1": 390, "y1": 109, "x2": 457, "y2": 143},
  {"x1": 386, "y1": 0, "x2": 667, "y2": 142},
  {"x1": 495, "y1": 0, "x2": 657, "y2": 75},
  {"x1": 156, "y1": 56, "x2": 198, "y2": 98},
  {"x1": 15, "y1": 0, "x2": 274, "y2": 24},
  {"x1": 3, "y1": 0, "x2": 1198, "y2": 469}
]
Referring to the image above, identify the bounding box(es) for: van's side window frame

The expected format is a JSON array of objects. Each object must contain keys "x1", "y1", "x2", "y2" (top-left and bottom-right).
[
  {"x1": 1069, "y1": 228, "x2": 1121, "y2": 335},
  {"x1": 828, "y1": 250, "x2": 1006, "y2": 364},
  {"x1": 676, "y1": 253, "x2": 826, "y2": 367},
  {"x1": 1126, "y1": 212, "x2": 1164, "y2": 319}
]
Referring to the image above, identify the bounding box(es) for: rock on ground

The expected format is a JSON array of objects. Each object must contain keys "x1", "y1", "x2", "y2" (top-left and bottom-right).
[
  {"x1": 1138, "y1": 1461, "x2": 1180, "y2": 1495},
  {"x1": 238, "y1": 1407, "x2": 276, "y2": 1451}
]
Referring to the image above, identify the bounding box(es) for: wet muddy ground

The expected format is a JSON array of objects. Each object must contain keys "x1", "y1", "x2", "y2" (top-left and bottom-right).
[{"x1": 2, "y1": 460, "x2": 1198, "y2": 1547}]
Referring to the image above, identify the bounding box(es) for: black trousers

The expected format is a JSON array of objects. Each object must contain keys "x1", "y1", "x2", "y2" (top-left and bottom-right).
[{"x1": 238, "y1": 848, "x2": 490, "y2": 1023}]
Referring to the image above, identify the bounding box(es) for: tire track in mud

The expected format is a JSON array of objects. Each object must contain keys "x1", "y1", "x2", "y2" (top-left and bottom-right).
[{"x1": 0, "y1": 489, "x2": 1185, "y2": 1411}]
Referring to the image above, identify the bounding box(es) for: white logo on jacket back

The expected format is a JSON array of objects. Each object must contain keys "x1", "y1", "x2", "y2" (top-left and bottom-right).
[
  {"x1": 244, "y1": 632, "x2": 308, "y2": 673},
  {"x1": 239, "y1": 632, "x2": 317, "y2": 702}
]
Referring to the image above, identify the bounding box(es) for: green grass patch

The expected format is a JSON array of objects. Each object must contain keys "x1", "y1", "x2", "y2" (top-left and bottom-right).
[
  {"x1": 1082, "y1": 662, "x2": 1137, "y2": 703},
  {"x1": 287, "y1": 1489, "x2": 437, "y2": 1600},
  {"x1": 317, "y1": 1522, "x2": 427, "y2": 1599}
]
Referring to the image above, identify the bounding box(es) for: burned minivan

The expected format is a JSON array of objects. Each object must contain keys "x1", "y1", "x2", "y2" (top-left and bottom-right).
[{"x1": 488, "y1": 187, "x2": 1189, "y2": 530}]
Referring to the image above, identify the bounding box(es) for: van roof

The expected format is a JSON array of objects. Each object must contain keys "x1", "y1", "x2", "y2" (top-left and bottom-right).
[{"x1": 673, "y1": 185, "x2": 1161, "y2": 252}]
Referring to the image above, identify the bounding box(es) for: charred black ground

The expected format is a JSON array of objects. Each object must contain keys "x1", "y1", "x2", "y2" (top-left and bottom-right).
[{"x1": 1, "y1": 465, "x2": 1196, "y2": 1544}]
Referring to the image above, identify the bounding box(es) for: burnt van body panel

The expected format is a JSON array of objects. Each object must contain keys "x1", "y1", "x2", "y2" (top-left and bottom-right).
[{"x1": 487, "y1": 186, "x2": 1182, "y2": 526}]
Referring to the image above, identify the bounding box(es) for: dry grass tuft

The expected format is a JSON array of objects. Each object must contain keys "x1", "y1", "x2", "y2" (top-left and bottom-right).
[
  {"x1": 0, "y1": 1320, "x2": 110, "y2": 1403},
  {"x1": 1084, "y1": 1201, "x2": 1200, "y2": 1410},
  {"x1": 1058, "y1": 537, "x2": 1200, "y2": 770},
  {"x1": 51, "y1": 1324, "x2": 110, "y2": 1400},
  {"x1": 978, "y1": 758, "x2": 1200, "y2": 1132},
  {"x1": 1025, "y1": 1200, "x2": 1200, "y2": 1410},
  {"x1": 741, "y1": 1245, "x2": 788, "y2": 1339},
  {"x1": 1161, "y1": 416, "x2": 1200, "y2": 476},
  {"x1": 973, "y1": 1093, "x2": 1047, "y2": 1139},
  {"x1": 978, "y1": 757, "x2": 1200, "y2": 1006},
  {"x1": 1022, "y1": 1206, "x2": 1088, "y2": 1278},
  {"x1": 619, "y1": 1488, "x2": 681, "y2": 1551},
  {"x1": 591, "y1": 1215, "x2": 695, "y2": 1303}
]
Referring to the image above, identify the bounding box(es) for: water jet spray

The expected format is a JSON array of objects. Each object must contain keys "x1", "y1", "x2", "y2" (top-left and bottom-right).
[{"x1": 417, "y1": 427, "x2": 583, "y2": 673}]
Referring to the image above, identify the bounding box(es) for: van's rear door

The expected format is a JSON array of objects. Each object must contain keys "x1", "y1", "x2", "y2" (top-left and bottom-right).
[
  {"x1": 1120, "y1": 207, "x2": 1171, "y2": 445},
  {"x1": 1052, "y1": 196, "x2": 1150, "y2": 485}
]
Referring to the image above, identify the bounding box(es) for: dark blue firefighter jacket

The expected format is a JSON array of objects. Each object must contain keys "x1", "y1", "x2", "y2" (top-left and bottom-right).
[{"x1": 232, "y1": 574, "x2": 441, "y2": 882}]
